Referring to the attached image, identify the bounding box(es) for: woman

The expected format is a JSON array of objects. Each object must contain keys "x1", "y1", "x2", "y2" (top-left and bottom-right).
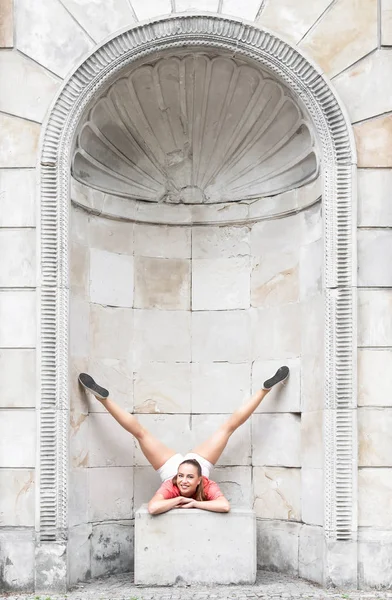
[{"x1": 78, "y1": 366, "x2": 289, "y2": 515}]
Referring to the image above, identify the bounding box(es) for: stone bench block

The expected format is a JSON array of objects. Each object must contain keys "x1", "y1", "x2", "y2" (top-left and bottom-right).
[{"x1": 135, "y1": 505, "x2": 256, "y2": 585}]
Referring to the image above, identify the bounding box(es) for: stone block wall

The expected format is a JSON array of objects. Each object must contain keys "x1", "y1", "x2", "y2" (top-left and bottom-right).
[
  {"x1": 1, "y1": 0, "x2": 392, "y2": 591},
  {"x1": 68, "y1": 173, "x2": 323, "y2": 583}
]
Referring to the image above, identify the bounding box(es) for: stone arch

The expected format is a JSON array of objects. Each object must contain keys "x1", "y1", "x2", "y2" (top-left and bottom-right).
[{"x1": 37, "y1": 14, "x2": 357, "y2": 590}]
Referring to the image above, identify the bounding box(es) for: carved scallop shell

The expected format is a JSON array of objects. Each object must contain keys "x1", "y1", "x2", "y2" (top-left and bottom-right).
[{"x1": 73, "y1": 54, "x2": 318, "y2": 204}]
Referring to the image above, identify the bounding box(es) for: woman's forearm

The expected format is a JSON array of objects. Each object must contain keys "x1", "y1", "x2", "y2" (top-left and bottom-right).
[
  {"x1": 195, "y1": 498, "x2": 230, "y2": 513},
  {"x1": 148, "y1": 497, "x2": 180, "y2": 515}
]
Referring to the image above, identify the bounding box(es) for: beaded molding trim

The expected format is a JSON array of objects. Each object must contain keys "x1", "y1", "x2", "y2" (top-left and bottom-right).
[{"x1": 38, "y1": 14, "x2": 356, "y2": 543}]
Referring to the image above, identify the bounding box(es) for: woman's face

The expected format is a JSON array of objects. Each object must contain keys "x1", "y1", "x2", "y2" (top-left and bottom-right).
[{"x1": 176, "y1": 463, "x2": 201, "y2": 497}]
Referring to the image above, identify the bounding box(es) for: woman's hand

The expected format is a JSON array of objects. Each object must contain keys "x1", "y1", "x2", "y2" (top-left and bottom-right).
[{"x1": 178, "y1": 498, "x2": 199, "y2": 509}]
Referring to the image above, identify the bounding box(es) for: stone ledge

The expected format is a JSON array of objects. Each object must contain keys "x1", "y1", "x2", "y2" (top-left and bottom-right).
[{"x1": 135, "y1": 505, "x2": 256, "y2": 585}]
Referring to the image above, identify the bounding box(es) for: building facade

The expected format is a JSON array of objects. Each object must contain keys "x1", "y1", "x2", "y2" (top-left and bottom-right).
[{"x1": 0, "y1": 0, "x2": 391, "y2": 592}]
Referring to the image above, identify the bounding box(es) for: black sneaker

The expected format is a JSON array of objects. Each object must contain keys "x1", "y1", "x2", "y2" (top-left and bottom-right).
[
  {"x1": 262, "y1": 366, "x2": 290, "y2": 390},
  {"x1": 78, "y1": 373, "x2": 109, "y2": 400}
]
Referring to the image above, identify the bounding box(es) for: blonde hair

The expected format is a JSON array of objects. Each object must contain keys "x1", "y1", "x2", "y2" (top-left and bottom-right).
[{"x1": 172, "y1": 459, "x2": 206, "y2": 501}]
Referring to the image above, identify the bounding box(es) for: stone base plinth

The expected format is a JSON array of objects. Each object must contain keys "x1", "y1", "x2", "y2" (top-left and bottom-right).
[{"x1": 135, "y1": 506, "x2": 256, "y2": 585}]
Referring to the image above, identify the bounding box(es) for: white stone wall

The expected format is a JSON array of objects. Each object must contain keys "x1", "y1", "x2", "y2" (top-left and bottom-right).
[
  {"x1": 67, "y1": 177, "x2": 323, "y2": 583},
  {"x1": 1, "y1": 0, "x2": 392, "y2": 591}
]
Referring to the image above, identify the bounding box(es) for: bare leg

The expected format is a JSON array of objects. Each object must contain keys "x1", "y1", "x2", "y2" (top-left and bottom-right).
[
  {"x1": 97, "y1": 396, "x2": 176, "y2": 470},
  {"x1": 192, "y1": 388, "x2": 270, "y2": 465}
]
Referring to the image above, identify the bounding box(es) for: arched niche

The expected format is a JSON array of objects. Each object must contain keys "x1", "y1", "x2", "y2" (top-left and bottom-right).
[{"x1": 36, "y1": 14, "x2": 357, "y2": 592}]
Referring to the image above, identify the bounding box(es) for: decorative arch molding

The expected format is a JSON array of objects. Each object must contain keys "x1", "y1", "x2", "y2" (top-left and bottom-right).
[{"x1": 38, "y1": 13, "x2": 357, "y2": 588}]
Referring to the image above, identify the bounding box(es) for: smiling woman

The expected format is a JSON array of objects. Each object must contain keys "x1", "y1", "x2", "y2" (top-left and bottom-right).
[{"x1": 78, "y1": 366, "x2": 289, "y2": 516}]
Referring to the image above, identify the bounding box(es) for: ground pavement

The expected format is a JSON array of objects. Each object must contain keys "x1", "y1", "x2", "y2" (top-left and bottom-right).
[{"x1": 2, "y1": 571, "x2": 392, "y2": 600}]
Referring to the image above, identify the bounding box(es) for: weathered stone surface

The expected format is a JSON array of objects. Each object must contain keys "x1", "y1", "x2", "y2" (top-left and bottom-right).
[
  {"x1": 358, "y1": 468, "x2": 392, "y2": 526},
  {"x1": 135, "y1": 506, "x2": 256, "y2": 585},
  {"x1": 334, "y1": 50, "x2": 392, "y2": 122},
  {"x1": 0, "y1": 0, "x2": 13, "y2": 47},
  {"x1": 134, "y1": 362, "x2": 191, "y2": 414},
  {"x1": 192, "y1": 257, "x2": 250, "y2": 310},
  {"x1": 68, "y1": 524, "x2": 92, "y2": 586},
  {"x1": 71, "y1": 178, "x2": 105, "y2": 214},
  {"x1": 252, "y1": 414, "x2": 301, "y2": 467},
  {"x1": 70, "y1": 295, "x2": 89, "y2": 358},
  {"x1": 358, "y1": 168, "x2": 392, "y2": 227},
  {"x1": 0, "y1": 469, "x2": 34, "y2": 526},
  {"x1": 192, "y1": 310, "x2": 250, "y2": 363},
  {"x1": 251, "y1": 250, "x2": 299, "y2": 308},
  {"x1": 0, "y1": 349, "x2": 35, "y2": 407},
  {"x1": 192, "y1": 414, "x2": 251, "y2": 466},
  {"x1": 69, "y1": 468, "x2": 89, "y2": 527},
  {"x1": 87, "y1": 357, "x2": 133, "y2": 412},
  {"x1": 251, "y1": 213, "x2": 300, "y2": 257},
  {"x1": 325, "y1": 539, "x2": 358, "y2": 588},
  {"x1": 301, "y1": 201, "x2": 322, "y2": 245},
  {"x1": 134, "y1": 256, "x2": 190, "y2": 310},
  {"x1": 301, "y1": 411, "x2": 323, "y2": 468},
  {"x1": 70, "y1": 409, "x2": 89, "y2": 469},
  {"x1": 358, "y1": 289, "x2": 392, "y2": 346},
  {"x1": 191, "y1": 362, "x2": 251, "y2": 413},
  {"x1": 259, "y1": 0, "x2": 333, "y2": 44},
  {"x1": 192, "y1": 225, "x2": 250, "y2": 258},
  {"x1": 177, "y1": 0, "x2": 218, "y2": 10},
  {"x1": 91, "y1": 521, "x2": 133, "y2": 578},
  {"x1": 0, "y1": 114, "x2": 40, "y2": 167},
  {"x1": 134, "y1": 466, "x2": 159, "y2": 509},
  {"x1": 0, "y1": 229, "x2": 35, "y2": 287},
  {"x1": 252, "y1": 358, "x2": 300, "y2": 413},
  {"x1": 257, "y1": 520, "x2": 301, "y2": 574},
  {"x1": 358, "y1": 230, "x2": 392, "y2": 287},
  {"x1": 0, "y1": 169, "x2": 36, "y2": 226},
  {"x1": 355, "y1": 114, "x2": 392, "y2": 167},
  {"x1": 71, "y1": 242, "x2": 89, "y2": 297},
  {"x1": 300, "y1": 239, "x2": 322, "y2": 300},
  {"x1": 130, "y1": 0, "x2": 171, "y2": 20},
  {"x1": 89, "y1": 413, "x2": 134, "y2": 468},
  {"x1": 382, "y1": 0, "x2": 392, "y2": 45},
  {"x1": 71, "y1": 205, "x2": 89, "y2": 246},
  {"x1": 89, "y1": 216, "x2": 133, "y2": 255},
  {"x1": 301, "y1": 468, "x2": 324, "y2": 526},
  {"x1": 90, "y1": 304, "x2": 133, "y2": 361},
  {"x1": 89, "y1": 467, "x2": 133, "y2": 521},
  {"x1": 299, "y1": 524, "x2": 324, "y2": 584},
  {"x1": 299, "y1": 0, "x2": 377, "y2": 78},
  {"x1": 134, "y1": 223, "x2": 191, "y2": 258},
  {"x1": 213, "y1": 466, "x2": 252, "y2": 506},
  {"x1": 301, "y1": 351, "x2": 324, "y2": 412},
  {"x1": 134, "y1": 310, "x2": 190, "y2": 365},
  {"x1": 0, "y1": 50, "x2": 59, "y2": 122},
  {"x1": 358, "y1": 529, "x2": 392, "y2": 588},
  {"x1": 35, "y1": 543, "x2": 67, "y2": 594},
  {"x1": 358, "y1": 349, "x2": 392, "y2": 407},
  {"x1": 0, "y1": 291, "x2": 36, "y2": 347},
  {"x1": 61, "y1": 0, "x2": 135, "y2": 42},
  {"x1": 253, "y1": 467, "x2": 301, "y2": 521},
  {"x1": 358, "y1": 408, "x2": 392, "y2": 466},
  {"x1": 251, "y1": 303, "x2": 301, "y2": 360},
  {"x1": 90, "y1": 248, "x2": 134, "y2": 308},
  {"x1": 16, "y1": 0, "x2": 93, "y2": 78},
  {"x1": 222, "y1": 0, "x2": 261, "y2": 19},
  {"x1": 0, "y1": 529, "x2": 34, "y2": 591}
]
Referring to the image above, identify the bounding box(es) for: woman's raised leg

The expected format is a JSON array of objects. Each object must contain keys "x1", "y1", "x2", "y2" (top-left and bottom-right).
[
  {"x1": 78, "y1": 373, "x2": 176, "y2": 470},
  {"x1": 192, "y1": 366, "x2": 289, "y2": 465}
]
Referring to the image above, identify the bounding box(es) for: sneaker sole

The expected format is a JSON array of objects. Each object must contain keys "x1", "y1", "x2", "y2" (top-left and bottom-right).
[
  {"x1": 78, "y1": 373, "x2": 109, "y2": 400},
  {"x1": 263, "y1": 366, "x2": 290, "y2": 390}
]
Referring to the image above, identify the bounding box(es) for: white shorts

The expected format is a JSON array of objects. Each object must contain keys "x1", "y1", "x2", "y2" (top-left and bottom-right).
[{"x1": 157, "y1": 453, "x2": 213, "y2": 482}]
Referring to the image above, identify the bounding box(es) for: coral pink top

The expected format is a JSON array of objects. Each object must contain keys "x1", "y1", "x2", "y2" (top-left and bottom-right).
[{"x1": 156, "y1": 476, "x2": 224, "y2": 501}]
